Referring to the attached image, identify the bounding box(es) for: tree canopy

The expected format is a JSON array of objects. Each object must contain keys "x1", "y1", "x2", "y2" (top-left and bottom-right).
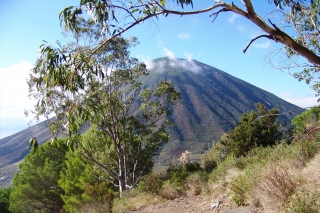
[
  {"x1": 58, "y1": 146, "x2": 114, "y2": 212},
  {"x1": 27, "y1": 19, "x2": 181, "y2": 197},
  {"x1": 55, "y1": 0, "x2": 320, "y2": 96},
  {"x1": 9, "y1": 140, "x2": 67, "y2": 213},
  {"x1": 221, "y1": 103, "x2": 283, "y2": 157}
]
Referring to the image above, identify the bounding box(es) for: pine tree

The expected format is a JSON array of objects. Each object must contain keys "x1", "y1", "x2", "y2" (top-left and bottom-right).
[{"x1": 9, "y1": 140, "x2": 67, "y2": 213}]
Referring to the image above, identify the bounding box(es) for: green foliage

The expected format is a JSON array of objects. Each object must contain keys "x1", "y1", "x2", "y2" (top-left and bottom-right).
[
  {"x1": 0, "y1": 187, "x2": 11, "y2": 213},
  {"x1": 185, "y1": 171, "x2": 208, "y2": 196},
  {"x1": 286, "y1": 191, "x2": 320, "y2": 213},
  {"x1": 28, "y1": 18, "x2": 180, "y2": 197},
  {"x1": 139, "y1": 173, "x2": 163, "y2": 194},
  {"x1": 201, "y1": 141, "x2": 226, "y2": 172},
  {"x1": 230, "y1": 175, "x2": 249, "y2": 206},
  {"x1": 223, "y1": 103, "x2": 283, "y2": 157},
  {"x1": 165, "y1": 162, "x2": 202, "y2": 186},
  {"x1": 292, "y1": 107, "x2": 320, "y2": 132},
  {"x1": 272, "y1": 0, "x2": 320, "y2": 94},
  {"x1": 9, "y1": 140, "x2": 67, "y2": 213},
  {"x1": 58, "y1": 148, "x2": 114, "y2": 213}
]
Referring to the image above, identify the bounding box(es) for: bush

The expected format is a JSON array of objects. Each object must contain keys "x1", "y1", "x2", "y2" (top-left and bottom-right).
[
  {"x1": 159, "y1": 181, "x2": 184, "y2": 199},
  {"x1": 140, "y1": 173, "x2": 163, "y2": 194},
  {"x1": 165, "y1": 162, "x2": 202, "y2": 186},
  {"x1": 255, "y1": 163, "x2": 296, "y2": 211},
  {"x1": 229, "y1": 175, "x2": 251, "y2": 206},
  {"x1": 202, "y1": 158, "x2": 217, "y2": 173},
  {"x1": 186, "y1": 171, "x2": 208, "y2": 196},
  {"x1": 286, "y1": 191, "x2": 320, "y2": 213}
]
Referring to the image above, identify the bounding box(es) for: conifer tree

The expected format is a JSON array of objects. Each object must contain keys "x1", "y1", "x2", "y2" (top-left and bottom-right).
[
  {"x1": 222, "y1": 103, "x2": 282, "y2": 157},
  {"x1": 9, "y1": 140, "x2": 67, "y2": 213}
]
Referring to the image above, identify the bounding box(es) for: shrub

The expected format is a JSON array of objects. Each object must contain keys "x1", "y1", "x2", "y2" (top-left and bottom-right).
[
  {"x1": 202, "y1": 158, "x2": 217, "y2": 173},
  {"x1": 255, "y1": 163, "x2": 296, "y2": 211},
  {"x1": 140, "y1": 173, "x2": 163, "y2": 194},
  {"x1": 229, "y1": 175, "x2": 251, "y2": 206},
  {"x1": 286, "y1": 191, "x2": 320, "y2": 213},
  {"x1": 186, "y1": 171, "x2": 208, "y2": 196},
  {"x1": 159, "y1": 181, "x2": 184, "y2": 200}
]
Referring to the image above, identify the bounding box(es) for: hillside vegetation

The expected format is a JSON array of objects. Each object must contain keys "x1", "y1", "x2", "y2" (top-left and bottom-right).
[
  {"x1": 0, "y1": 57, "x2": 301, "y2": 188},
  {"x1": 2, "y1": 105, "x2": 320, "y2": 213}
]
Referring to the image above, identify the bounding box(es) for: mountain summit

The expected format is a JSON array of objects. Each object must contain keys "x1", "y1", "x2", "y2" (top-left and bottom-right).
[{"x1": 139, "y1": 57, "x2": 301, "y2": 165}]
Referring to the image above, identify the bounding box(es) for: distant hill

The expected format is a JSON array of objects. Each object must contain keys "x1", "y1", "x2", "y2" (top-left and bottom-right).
[
  {"x1": 0, "y1": 57, "x2": 301, "y2": 187},
  {"x1": 0, "y1": 120, "x2": 54, "y2": 187}
]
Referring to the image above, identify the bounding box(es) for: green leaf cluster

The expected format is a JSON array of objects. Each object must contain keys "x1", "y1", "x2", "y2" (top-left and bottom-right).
[{"x1": 222, "y1": 103, "x2": 284, "y2": 157}]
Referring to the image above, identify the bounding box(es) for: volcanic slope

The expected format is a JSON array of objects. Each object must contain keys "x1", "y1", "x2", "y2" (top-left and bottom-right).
[{"x1": 139, "y1": 57, "x2": 301, "y2": 165}]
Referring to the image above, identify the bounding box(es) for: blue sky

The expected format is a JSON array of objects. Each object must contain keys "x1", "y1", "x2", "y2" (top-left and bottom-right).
[{"x1": 0, "y1": 0, "x2": 318, "y2": 139}]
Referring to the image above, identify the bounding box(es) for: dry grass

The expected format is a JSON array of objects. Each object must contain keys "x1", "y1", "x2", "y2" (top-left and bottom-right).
[
  {"x1": 159, "y1": 181, "x2": 185, "y2": 200},
  {"x1": 253, "y1": 162, "x2": 296, "y2": 212},
  {"x1": 112, "y1": 192, "x2": 162, "y2": 213},
  {"x1": 185, "y1": 172, "x2": 208, "y2": 196}
]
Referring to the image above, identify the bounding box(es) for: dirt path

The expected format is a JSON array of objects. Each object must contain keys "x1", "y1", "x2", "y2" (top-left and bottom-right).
[{"x1": 128, "y1": 195, "x2": 259, "y2": 213}]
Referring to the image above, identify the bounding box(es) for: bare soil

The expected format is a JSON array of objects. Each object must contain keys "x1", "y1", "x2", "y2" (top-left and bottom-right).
[{"x1": 128, "y1": 195, "x2": 261, "y2": 213}]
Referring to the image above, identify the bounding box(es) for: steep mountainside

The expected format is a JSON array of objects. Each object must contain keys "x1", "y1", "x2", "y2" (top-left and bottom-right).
[
  {"x1": 0, "y1": 57, "x2": 301, "y2": 186},
  {"x1": 139, "y1": 57, "x2": 301, "y2": 165}
]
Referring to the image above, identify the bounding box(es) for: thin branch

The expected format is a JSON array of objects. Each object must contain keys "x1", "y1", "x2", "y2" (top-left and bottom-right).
[
  {"x1": 257, "y1": 106, "x2": 320, "y2": 120},
  {"x1": 243, "y1": 34, "x2": 275, "y2": 53}
]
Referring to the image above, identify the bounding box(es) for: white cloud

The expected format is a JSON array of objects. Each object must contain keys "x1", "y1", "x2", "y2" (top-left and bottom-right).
[
  {"x1": 163, "y1": 47, "x2": 175, "y2": 60},
  {"x1": 143, "y1": 59, "x2": 154, "y2": 70},
  {"x1": 279, "y1": 92, "x2": 319, "y2": 108},
  {"x1": 0, "y1": 61, "x2": 36, "y2": 138},
  {"x1": 152, "y1": 42, "x2": 202, "y2": 73},
  {"x1": 253, "y1": 41, "x2": 271, "y2": 49},
  {"x1": 158, "y1": 41, "x2": 176, "y2": 60},
  {"x1": 183, "y1": 52, "x2": 193, "y2": 61},
  {"x1": 149, "y1": 60, "x2": 167, "y2": 73},
  {"x1": 237, "y1": 23, "x2": 248, "y2": 33},
  {"x1": 228, "y1": 13, "x2": 240, "y2": 24},
  {"x1": 177, "y1": 33, "x2": 191, "y2": 40}
]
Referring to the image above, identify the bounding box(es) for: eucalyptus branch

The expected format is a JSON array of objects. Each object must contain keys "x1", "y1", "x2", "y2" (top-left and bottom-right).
[
  {"x1": 78, "y1": 140, "x2": 118, "y2": 179},
  {"x1": 243, "y1": 34, "x2": 274, "y2": 53}
]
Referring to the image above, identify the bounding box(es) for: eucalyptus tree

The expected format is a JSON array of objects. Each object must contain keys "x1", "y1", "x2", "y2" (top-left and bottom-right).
[
  {"x1": 27, "y1": 19, "x2": 181, "y2": 197},
  {"x1": 56, "y1": 0, "x2": 320, "y2": 96}
]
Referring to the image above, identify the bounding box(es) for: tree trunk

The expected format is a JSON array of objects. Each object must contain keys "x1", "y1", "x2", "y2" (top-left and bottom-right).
[{"x1": 117, "y1": 151, "x2": 127, "y2": 198}]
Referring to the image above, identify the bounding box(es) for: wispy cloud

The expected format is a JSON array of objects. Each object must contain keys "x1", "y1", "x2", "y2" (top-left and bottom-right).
[
  {"x1": 164, "y1": 47, "x2": 176, "y2": 59},
  {"x1": 253, "y1": 41, "x2": 271, "y2": 49},
  {"x1": 279, "y1": 92, "x2": 319, "y2": 108},
  {"x1": 183, "y1": 52, "x2": 193, "y2": 61},
  {"x1": 237, "y1": 23, "x2": 249, "y2": 33},
  {"x1": 158, "y1": 41, "x2": 176, "y2": 60},
  {"x1": 138, "y1": 55, "x2": 155, "y2": 70},
  {"x1": 177, "y1": 33, "x2": 191, "y2": 40},
  {"x1": 228, "y1": 13, "x2": 240, "y2": 24}
]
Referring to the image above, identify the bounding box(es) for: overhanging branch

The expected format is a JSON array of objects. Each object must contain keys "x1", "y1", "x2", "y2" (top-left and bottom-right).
[{"x1": 243, "y1": 34, "x2": 275, "y2": 53}]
